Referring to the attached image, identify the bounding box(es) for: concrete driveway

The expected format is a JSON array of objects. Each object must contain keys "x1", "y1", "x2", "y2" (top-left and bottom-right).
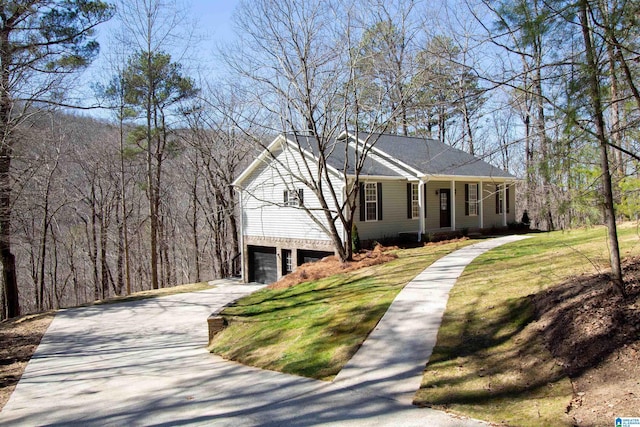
[{"x1": 0, "y1": 237, "x2": 526, "y2": 426}]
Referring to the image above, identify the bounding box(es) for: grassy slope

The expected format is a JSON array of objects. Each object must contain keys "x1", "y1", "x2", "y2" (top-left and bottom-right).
[
  {"x1": 209, "y1": 240, "x2": 472, "y2": 380},
  {"x1": 414, "y1": 223, "x2": 640, "y2": 426}
]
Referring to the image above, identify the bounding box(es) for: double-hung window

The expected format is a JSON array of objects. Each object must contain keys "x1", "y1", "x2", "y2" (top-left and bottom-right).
[
  {"x1": 365, "y1": 182, "x2": 378, "y2": 221},
  {"x1": 411, "y1": 183, "x2": 420, "y2": 219},
  {"x1": 282, "y1": 249, "x2": 293, "y2": 275},
  {"x1": 359, "y1": 182, "x2": 382, "y2": 222},
  {"x1": 284, "y1": 188, "x2": 303, "y2": 207},
  {"x1": 468, "y1": 184, "x2": 478, "y2": 216},
  {"x1": 465, "y1": 183, "x2": 479, "y2": 216}
]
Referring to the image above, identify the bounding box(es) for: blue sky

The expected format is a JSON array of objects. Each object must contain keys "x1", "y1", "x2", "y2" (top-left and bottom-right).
[
  {"x1": 189, "y1": 0, "x2": 239, "y2": 44},
  {"x1": 79, "y1": 1, "x2": 241, "y2": 115}
]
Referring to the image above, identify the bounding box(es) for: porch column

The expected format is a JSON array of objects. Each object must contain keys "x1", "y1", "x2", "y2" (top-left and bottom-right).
[
  {"x1": 450, "y1": 180, "x2": 456, "y2": 231},
  {"x1": 418, "y1": 180, "x2": 426, "y2": 240},
  {"x1": 479, "y1": 180, "x2": 484, "y2": 229},
  {"x1": 502, "y1": 183, "x2": 508, "y2": 226}
]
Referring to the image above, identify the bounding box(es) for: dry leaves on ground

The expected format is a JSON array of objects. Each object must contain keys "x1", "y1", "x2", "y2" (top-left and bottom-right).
[
  {"x1": 534, "y1": 256, "x2": 640, "y2": 426},
  {"x1": 0, "y1": 313, "x2": 54, "y2": 411}
]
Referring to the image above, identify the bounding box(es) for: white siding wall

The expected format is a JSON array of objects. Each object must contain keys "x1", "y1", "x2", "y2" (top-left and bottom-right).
[
  {"x1": 354, "y1": 180, "x2": 419, "y2": 240},
  {"x1": 241, "y1": 146, "x2": 342, "y2": 242}
]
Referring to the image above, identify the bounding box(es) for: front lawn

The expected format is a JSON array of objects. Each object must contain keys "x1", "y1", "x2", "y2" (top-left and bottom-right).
[{"x1": 414, "y1": 223, "x2": 640, "y2": 426}]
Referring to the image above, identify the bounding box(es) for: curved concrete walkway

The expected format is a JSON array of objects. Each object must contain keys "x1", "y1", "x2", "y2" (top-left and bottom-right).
[{"x1": 0, "y1": 235, "x2": 527, "y2": 426}]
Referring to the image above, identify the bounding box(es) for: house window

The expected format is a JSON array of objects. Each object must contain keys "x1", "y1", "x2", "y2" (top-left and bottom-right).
[
  {"x1": 411, "y1": 183, "x2": 420, "y2": 219},
  {"x1": 495, "y1": 185, "x2": 510, "y2": 214},
  {"x1": 359, "y1": 182, "x2": 382, "y2": 222},
  {"x1": 468, "y1": 184, "x2": 478, "y2": 216},
  {"x1": 282, "y1": 249, "x2": 293, "y2": 275},
  {"x1": 365, "y1": 182, "x2": 378, "y2": 221},
  {"x1": 284, "y1": 189, "x2": 303, "y2": 207}
]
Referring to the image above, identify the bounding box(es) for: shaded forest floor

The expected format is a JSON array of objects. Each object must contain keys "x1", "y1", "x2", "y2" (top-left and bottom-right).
[
  {"x1": 534, "y1": 256, "x2": 640, "y2": 426},
  {"x1": 0, "y1": 312, "x2": 54, "y2": 410},
  {"x1": 1, "y1": 252, "x2": 639, "y2": 426}
]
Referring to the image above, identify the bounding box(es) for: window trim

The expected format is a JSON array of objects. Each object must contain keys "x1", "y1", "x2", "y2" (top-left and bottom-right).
[
  {"x1": 282, "y1": 249, "x2": 293, "y2": 275},
  {"x1": 468, "y1": 184, "x2": 478, "y2": 217},
  {"x1": 283, "y1": 188, "x2": 303, "y2": 207},
  {"x1": 359, "y1": 182, "x2": 382, "y2": 222},
  {"x1": 364, "y1": 182, "x2": 378, "y2": 222},
  {"x1": 411, "y1": 183, "x2": 420, "y2": 219}
]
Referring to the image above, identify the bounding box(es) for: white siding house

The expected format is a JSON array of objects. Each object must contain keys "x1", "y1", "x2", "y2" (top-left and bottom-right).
[{"x1": 233, "y1": 132, "x2": 518, "y2": 283}]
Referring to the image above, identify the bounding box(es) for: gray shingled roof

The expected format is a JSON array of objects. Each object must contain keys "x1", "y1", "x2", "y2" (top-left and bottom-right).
[
  {"x1": 288, "y1": 133, "x2": 400, "y2": 177},
  {"x1": 286, "y1": 132, "x2": 515, "y2": 179},
  {"x1": 361, "y1": 133, "x2": 515, "y2": 179}
]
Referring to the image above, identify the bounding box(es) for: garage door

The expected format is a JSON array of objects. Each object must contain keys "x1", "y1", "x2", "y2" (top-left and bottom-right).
[{"x1": 248, "y1": 246, "x2": 277, "y2": 284}]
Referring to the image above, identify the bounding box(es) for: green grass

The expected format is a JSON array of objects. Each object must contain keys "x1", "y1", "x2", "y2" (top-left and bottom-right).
[
  {"x1": 209, "y1": 240, "x2": 473, "y2": 380},
  {"x1": 414, "y1": 223, "x2": 640, "y2": 426}
]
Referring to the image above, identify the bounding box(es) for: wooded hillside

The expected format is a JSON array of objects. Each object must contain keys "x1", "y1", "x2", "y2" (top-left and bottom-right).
[{"x1": 4, "y1": 111, "x2": 250, "y2": 316}]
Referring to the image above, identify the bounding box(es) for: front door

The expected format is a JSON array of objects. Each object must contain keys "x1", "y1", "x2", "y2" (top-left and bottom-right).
[{"x1": 439, "y1": 189, "x2": 451, "y2": 228}]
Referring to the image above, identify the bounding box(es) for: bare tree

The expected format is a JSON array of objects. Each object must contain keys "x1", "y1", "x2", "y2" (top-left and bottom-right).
[
  {"x1": 223, "y1": 0, "x2": 414, "y2": 261},
  {"x1": 183, "y1": 85, "x2": 257, "y2": 277},
  {"x1": 0, "y1": 1, "x2": 113, "y2": 319}
]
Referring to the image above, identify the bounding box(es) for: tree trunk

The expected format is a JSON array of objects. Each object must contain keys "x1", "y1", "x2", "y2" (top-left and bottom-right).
[
  {"x1": 579, "y1": 0, "x2": 624, "y2": 295},
  {"x1": 0, "y1": 27, "x2": 19, "y2": 318},
  {"x1": 115, "y1": 198, "x2": 125, "y2": 295},
  {"x1": 191, "y1": 169, "x2": 200, "y2": 282},
  {"x1": 533, "y1": 63, "x2": 554, "y2": 231},
  {"x1": 100, "y1": 210, "x2": 109, "y2": 300},
  {"x1": 146, "y1": 45, "x2": 159, "y2": 290},
  {"x1": 38, "y1": 201, "x2": 48, "y2": 311},
  {"x1": 90, "y1": 184, "x2": 100, "y2": 300}
]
